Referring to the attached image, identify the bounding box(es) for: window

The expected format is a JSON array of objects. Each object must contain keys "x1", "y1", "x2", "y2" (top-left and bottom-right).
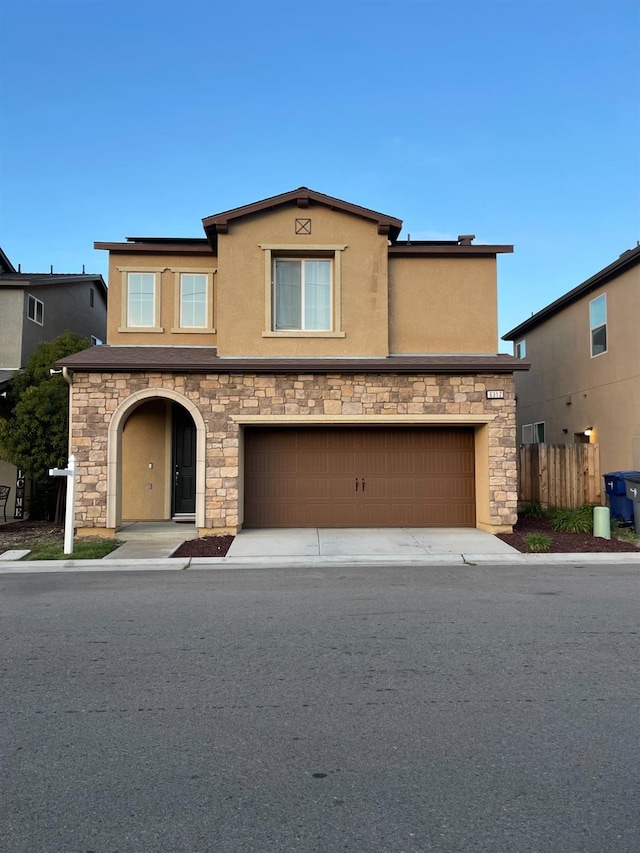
[
  {"x1": 259, "y1": 243, "x2": 346, "y2": 338},
  {"x1": 522, "y1": 423, "x2": 545, "y2": 444},
  {"x1": 91, "y1": 335, "x2": 103, "y2": 346},
  {"x1": 27, "y1": 294, "x2": 44, "y2": 325},
  {"x1": 274, "y1": 258, "x2": 332, "y2": 331},
  {"x1": 180, "y1": 273, "x2": 207, "y2": 328},
  {"x1": 515, "y1": 339, "x2": 526, "y2": 358},
  {"x1": 590, "y1": 294, "x2": 607, "y2": 356},
  {"x1": 127, "y1": 273, "x2": 156, "y2": 327}
]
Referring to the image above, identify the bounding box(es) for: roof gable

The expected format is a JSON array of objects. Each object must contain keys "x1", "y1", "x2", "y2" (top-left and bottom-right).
[{"x1": 202, "y1": 187, "x2": 403, "y2": 248}]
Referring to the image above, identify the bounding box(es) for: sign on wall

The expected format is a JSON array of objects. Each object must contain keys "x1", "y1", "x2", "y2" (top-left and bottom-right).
[{"x1": 14, "y1": 468, "x2": 25, "y2": 519}]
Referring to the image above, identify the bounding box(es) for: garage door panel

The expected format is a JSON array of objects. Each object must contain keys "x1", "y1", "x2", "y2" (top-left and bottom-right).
[{"x1": 244, "y1": 427, "x2": 475, "y2": 528}]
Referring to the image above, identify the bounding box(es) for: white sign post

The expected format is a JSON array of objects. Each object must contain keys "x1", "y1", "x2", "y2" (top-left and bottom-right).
[{"x1": 49, "y1": 454, "x2": 77, "y2": 555}]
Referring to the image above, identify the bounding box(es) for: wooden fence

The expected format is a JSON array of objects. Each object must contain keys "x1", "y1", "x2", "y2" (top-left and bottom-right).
[{"x1": 518, "y1": 443, "x2": 601, "y2": 509}]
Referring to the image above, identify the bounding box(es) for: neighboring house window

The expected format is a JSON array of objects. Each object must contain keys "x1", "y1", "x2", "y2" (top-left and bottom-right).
[
  {"x1": 515, "y1": 339, "x2": 526, "y2": 358},
  {"x1": 522, "y1": 423, "x2": 545, "y2": 444},
  {"x1": 27, "y1": 294, "x2": 44, "y2": 325},
  {"x1": 180, "y1": 273, "x2": 207, "y2": 328},
  {"x1": 589, "y1": 294, "x2": 607, "y2": 356},
  {"x1": 127, "y1": 273, "x2": 156, "y2": 327},
  {"x1": 91, "y1": 336, "x2": 103, "y2": 346}
]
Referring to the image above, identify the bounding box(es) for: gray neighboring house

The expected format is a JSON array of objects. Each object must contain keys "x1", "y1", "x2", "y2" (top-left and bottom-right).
[{"x1": 0, "y1": 247, "x2": 107, "y2": 520}]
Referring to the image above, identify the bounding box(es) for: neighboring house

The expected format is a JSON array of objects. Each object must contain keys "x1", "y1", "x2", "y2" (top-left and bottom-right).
[
  {"x1": 0, "y1": 247, "x2": 107, "y2": 519},
  {"x1": 503, "y1": 245, "x2": 640, "y2": 477},
  {"x1": 59, "y1": 187, "x2": 527, "y2": 538}
]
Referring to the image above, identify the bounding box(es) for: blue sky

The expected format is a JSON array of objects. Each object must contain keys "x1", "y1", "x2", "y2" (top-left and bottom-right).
[{"x1": 2, "y1": 0, "x2": 638, "y2": 340}]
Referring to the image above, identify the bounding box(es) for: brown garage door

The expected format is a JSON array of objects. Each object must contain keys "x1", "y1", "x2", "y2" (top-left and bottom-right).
[{"x1": 244, "y1": 427, "x2": 475, "y2": 528}]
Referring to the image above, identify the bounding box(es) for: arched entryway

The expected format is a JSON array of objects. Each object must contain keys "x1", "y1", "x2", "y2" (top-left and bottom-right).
[{"x1": 107, "y1": 389, "x2": 206, "y2": 530}]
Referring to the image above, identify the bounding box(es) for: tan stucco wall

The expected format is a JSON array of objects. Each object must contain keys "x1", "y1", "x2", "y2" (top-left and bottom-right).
[
  {"x1": 106, "y1": 252, "x2": 218, "y2": 346},
  {"x1": 215, "y1": 205, "x2": 390, "y2": 357},
  {"x1": 0, "y1": 290, "x2": 24, "y2": 368},
  {"x1": 69, "y1": 371, "x2": 517, "y2": 537},
  {"x1": 514, "y1": 264, "x2": 640, "y2": 474},
  {"x1": 121, "y1": 399, "x2": 170, "y2": 520},
  {"x1": 389, "y1": 257, "x2": 498, "y2": 354}
]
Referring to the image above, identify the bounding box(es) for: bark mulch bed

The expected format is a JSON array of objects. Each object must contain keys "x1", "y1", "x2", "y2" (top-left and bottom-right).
[
  {"x1": 496, "y1": 516, "x2": 639, "y2": 553},
  {"x1": 172, "y1": 534, "x2": 235, "y2": 558},
  {"x1": 0, "y1": 520, "x2": 64, "y2": 550}
]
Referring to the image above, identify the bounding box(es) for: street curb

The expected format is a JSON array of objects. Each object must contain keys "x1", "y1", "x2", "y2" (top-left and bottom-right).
[{"x1": 0, "y1": 552, "x2": 638, "y2": 573}]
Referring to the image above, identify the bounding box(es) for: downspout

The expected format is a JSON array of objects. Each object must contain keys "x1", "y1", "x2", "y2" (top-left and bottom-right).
[{"x1": 63, "y1": 367, "x2": 73, "y2": 457}]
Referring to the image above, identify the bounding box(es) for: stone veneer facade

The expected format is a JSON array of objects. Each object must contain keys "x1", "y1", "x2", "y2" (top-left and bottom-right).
[{"x1": 70, "y1": 371, "x2": 517, "y2": 534}]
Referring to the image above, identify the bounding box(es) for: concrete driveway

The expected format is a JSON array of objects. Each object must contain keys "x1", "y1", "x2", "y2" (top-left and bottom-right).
[{"x1": 227, "y1": 527, "x2": 519, "y2": 557}]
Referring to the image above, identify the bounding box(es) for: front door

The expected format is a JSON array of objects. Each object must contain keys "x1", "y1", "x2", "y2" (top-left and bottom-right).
[{"x1": 172, "y1": 405, "x2": 196, "y2": 516}]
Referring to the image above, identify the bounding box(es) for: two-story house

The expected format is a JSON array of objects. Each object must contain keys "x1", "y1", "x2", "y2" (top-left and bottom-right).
[
  {"x1": 503, "y1": 245, "x2": 640, "y2": 478},
  {"x1": 59, "y1": 187, "x2": 527, "y2": 538},
  {"x1": 0, "y1": 247, "x2": 107, "y2": 519}
]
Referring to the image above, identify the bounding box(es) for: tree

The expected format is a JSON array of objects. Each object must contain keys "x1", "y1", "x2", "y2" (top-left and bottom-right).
[{"x1": 0, "y1": 332, "x2": 90, "y2": 519}]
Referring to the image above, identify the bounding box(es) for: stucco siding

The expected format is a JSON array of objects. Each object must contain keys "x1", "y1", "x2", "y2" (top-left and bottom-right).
[
  {"x1": 389, "y1": 256, "x2": 498, "y2": 354},
  {"x1": 514, "y1": 264, "x2": 640, "y2": 473},
  {"x1": 0, "y1": 290, "x2": 24, "y2": 368}
]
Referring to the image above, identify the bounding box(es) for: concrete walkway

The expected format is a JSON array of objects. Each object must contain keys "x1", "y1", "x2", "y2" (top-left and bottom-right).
[
  {"x1": 227, "y1": 527, "x2": 520, "y2": 557},
  {"x1": 102, "y1": 521, "x2": 197, "y2": 560}
]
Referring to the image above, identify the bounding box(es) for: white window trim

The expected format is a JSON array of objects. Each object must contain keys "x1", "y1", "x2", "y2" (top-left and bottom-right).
[
  {"x1": 117, "y1": 268, "x2": 164, "y2": 332},
  {"x1": 515, "y1": 339, "x2": 526, "y2": 359},
  {"x1": 259, "y1": 244, "x2": 347, "y2": 338},
  {"x1": 589, "y1": 293, "x2": 607, "y2": 358},
  {"x1": 171, "y1": 269, "x2": 216, "y2": 334},
  {"x1": 27, "y1": 293, "x2": 44, "y2": 325}
]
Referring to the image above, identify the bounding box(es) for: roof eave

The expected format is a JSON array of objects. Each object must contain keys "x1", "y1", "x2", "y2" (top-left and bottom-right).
[{"x1": 503, "y1": 246, "x2": 640, "y2": 340}]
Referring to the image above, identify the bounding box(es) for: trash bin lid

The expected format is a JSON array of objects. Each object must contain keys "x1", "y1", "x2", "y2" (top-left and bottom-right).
[{"x1": 604, "y1": 470, "x2": 640, "y2": 479}]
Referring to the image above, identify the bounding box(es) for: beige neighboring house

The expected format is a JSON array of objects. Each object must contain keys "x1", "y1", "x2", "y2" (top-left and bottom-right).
[
  {"x1": 59, "y1": 187, "x2": 527, "y2": 538},
  {"x1": 503, "y1": 245, "x2": 640, "y2": 477},
  {"x1": 0, "y1": 247, "x2": 107, "y2": 520}
]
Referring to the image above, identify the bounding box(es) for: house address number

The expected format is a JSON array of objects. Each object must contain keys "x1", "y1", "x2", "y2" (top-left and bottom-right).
[{"x1": 485, "y1": 390, "x2": 504, "y2": 399}]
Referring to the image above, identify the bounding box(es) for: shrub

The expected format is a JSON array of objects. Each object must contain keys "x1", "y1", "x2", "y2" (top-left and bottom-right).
[
  {"x1": 523, "y1": 532, "x2": 552, "y2": 552},
  {"x1": 520, "y1": 501, "x2": 547, "y2": 519},
  {"x1": 550, "y1": 503, "x2": 595, "y2": 534}
]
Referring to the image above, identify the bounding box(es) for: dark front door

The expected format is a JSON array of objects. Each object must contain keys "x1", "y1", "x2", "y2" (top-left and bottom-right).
[{"x1": 172, "y1": 405, "x2": 196, "y2": 516}]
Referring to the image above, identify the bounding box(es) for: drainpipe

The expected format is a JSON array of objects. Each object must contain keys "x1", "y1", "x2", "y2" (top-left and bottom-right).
[{"x1": 62, "y1": 367, "x2": 73, "y2": 457}]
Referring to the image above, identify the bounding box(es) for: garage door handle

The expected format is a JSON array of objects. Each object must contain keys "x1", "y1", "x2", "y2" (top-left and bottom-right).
[
  {"x1": 362, "y1": 478, "x2": 366, "y2": 492},
  {"x1": 355, "y1": 478, "x2": 359, "y2": 492}
]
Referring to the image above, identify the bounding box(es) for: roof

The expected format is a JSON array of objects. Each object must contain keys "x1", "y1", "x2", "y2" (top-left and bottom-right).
[
  {"x1": 0, "y1": 248, "x2": 16, "y2": 274},
  {"x1": 202, "y1": 187, "x2": 404, "y2": 246},
  {"x1": 94, "y1": 189, "x2": 512, "y2": 258},
  {"x1": 0, "y1": 271, "x2": 107, "y2": 296},
  {"x1": 0, "y1": 369, "x2": 17, "y2": 390},
  {"x1": 58, "y1": 346, "x2": 529, "y2": 375},
  {"x1": 503, "y1": 245, "x2": 640, "y2": 340}
]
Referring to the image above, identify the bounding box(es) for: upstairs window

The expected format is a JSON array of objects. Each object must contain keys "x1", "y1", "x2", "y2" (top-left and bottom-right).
[
  {"x1": 180, "y1": 273, "x2": 207, "y2": 328},
  {"x1": 127, "y1": 273, "x2": 156, "y2": 327},
  {"x1": 274, "y1": 258, "x2": 331, "y2": 331},
  {"x1": 91, "y1": 335, "x2": 103, "y2": 346},
  {"x1": 27, "y1": 294, "x2": 44, "y2": 325},
  {"x1": 589, "y1": 294, "x2": 607, "y2": 357},
  {"x1": 515, "y1": 339, "x2": 526, "y2": 359}
]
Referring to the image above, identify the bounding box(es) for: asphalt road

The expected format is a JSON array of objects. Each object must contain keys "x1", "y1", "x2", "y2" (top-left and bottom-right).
[{"x1": 2, "y1": 562, "x2": 639, "y2": 853}]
